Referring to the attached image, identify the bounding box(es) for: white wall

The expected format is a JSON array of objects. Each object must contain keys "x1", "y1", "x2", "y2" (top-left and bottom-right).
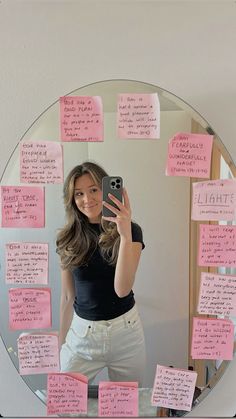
[{"x1": 0, "y1": 0, "x2": 236, "y2": 416}]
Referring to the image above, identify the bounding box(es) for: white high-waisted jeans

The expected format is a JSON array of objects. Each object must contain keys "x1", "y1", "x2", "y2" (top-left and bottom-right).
[{"x1": 60, "y1": 304, "x2": 146, "y2": 386}]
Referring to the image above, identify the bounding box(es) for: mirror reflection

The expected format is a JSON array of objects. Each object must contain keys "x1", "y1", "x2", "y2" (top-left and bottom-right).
[
  {"x1": 0, "y1": 79, "x2": 235, "y2": 417},
  {"x1": 58, "y1": 161, "x2": 146, "y2": 385}
]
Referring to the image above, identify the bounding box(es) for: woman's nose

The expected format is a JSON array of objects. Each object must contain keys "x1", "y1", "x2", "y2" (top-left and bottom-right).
[{"x1": 83, "y1": 193, "x2": 92, "y2": 203}]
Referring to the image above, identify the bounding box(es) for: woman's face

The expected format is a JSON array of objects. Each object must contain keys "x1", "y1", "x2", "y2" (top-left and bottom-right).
[{"x1": 73, "y1": 173, "x2": 103, "y2": 223}]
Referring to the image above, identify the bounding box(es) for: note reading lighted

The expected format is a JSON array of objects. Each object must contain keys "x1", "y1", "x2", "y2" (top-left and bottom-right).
[{"x1": 191, "y1": 179, "x2": 236, "y2": 221}]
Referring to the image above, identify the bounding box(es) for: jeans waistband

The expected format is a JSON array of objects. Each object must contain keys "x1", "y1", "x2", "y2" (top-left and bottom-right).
[{"x1": 73, "y1": 304, "x2": 139, "y2": 331}]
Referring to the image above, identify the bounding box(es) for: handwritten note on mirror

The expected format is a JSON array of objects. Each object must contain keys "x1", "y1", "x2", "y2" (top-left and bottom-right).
[
  {"x1": 198, "y1": 224, "x2": 236, "y2": 267},
  {"x1": 198, "y1": 272, "x2": 236, "y2": 316},
  {"x1": 151, "y1": 365, "x2": 197, "y2": 412},
  {"x1": 5, "y1": 242, "x2": 48, "y2": 284},
  {"x1": 1, "y1": 186, "x2": 45, "y2": 228},
  {"x1": 192, "y1": 179, "x2": 236, "y2": 221},
  {"x1": 191, "y1": 317, "x2": 234, "y2": 360},
  {"x1": 9, "y1": 288, "x2": 51, "y2": 330},
  {"x1": 47, "y1": 373, "x2": 88, "y2": 415},
  {"x1": 98, "y1": 381, "x2": 138, "y2": 417},
  {"x1": 60, "y1": 95, "x2": 103, "y2": 142},
  {"x1": 117, "y1": 93, "x2": 160, "y2": 139},
  {"x1": 18, "y1": 333, "x2": 59, "y2": 375},
  {"x1": 166, "y1": 132, "x2": 213, "y2": 177},
  {"x1": 20, "y1": 141, "x2": 63, "y2": 184}
]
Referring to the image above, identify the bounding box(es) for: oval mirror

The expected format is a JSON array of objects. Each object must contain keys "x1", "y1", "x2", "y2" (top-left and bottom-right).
[{"x1": 0, "y1": 79, "x2": 235, "y2": 417}]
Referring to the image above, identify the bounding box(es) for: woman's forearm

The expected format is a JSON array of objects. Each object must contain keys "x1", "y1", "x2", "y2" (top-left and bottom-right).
[
  {"x1": 59, "y1": 268, "x2": 75, "y2": 348},
  {"x1": 114, "y1": 237, "x2": 142, "y2": 298}
]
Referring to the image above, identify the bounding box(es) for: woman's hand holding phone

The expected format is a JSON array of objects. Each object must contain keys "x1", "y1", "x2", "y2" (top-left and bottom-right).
[
  {"x1": 102, "y1": 188, "x2": 132, "y2": 239},
  {"x1": 102, "y1": 177, "x2": 132, "y2": 239}
]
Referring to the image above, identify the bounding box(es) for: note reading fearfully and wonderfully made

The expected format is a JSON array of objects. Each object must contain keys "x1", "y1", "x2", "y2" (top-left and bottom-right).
[
  {"x1": 151, "y1": 365, "x2": 197, "y2": 412},
  {"x1": 1, "y1": 185, "x2": 45, "y2": 228},
  {"x1": 9, "y1": 287, "x2": 51, "y2": 330},
  {"x1": 60, "y1": 95, "x2": 103, "y2": 142},
  {"x1": 47, "y1": 373, "x2": 88, "y2": 415},
  {"x1": 18, "y1": 333, "x2": 59, "y2": 375},
  {"x1": 98, "y1": 381, "x2": 138, "y2": 417},
  {"x1": 191, "y1": 317, "x2": 234, "y2": 360},
  {"x1": 192, "y1": 179, "x2": 236, "y2": 221},
  {"x1": 5, "y1": 242, "x2": 48, "y2": 284},
  {"x1": 198, "y1": 272, "x2": 236, "y2": 316},
  {"x1": 166, "y1": 132, "x2": 213, "y2": 178},
  {"x1": 117, "y1": 93, "x2": 160, "y2": 139},
  {"x1": 20, "y1": 141, "x2": 63, "y2": 184},
  {"x1": 198, "y1": 224, "x2": 236, "y2": 267}
]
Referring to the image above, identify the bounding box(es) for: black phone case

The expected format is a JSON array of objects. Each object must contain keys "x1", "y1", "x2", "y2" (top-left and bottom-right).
[{"x1": 102, "y1": 176, "x2": 123, "y2": 217}]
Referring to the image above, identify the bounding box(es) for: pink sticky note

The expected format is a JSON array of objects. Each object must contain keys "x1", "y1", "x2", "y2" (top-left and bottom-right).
[
  {"x1": 198, "y1": 272, "x2": 236, "y2": 316},
  {"x1": 20, "y1": 141, "x2": 63, "y2": 184},
  {"x1": 1, "y1": 185, "x2": 45, "y2": 228},
  {"x1": 60, "y1": 95, "x2": 103, "y2": 142},
  {"x1": 117, "y1": 93, "x2": 160, "y2": 139},
  {"x1": 47, "y1": 372, "x2": 88, "y2": 415},
  {"x1": 18, "y1": 332, "x2": 60, "y2": 375},
  {"x1": 5, "y1": 242, "x2": 48, "y2": 284},
  {"x1": 191, "y1": 317, "x2": 234, "y2": 360},
  {"x1": 98, "y1": 381, "x2": 138, "y2": 417},
  {"x1": 9, "y1": 288, "x2": 52, "y2": 330},
  {"x1": 198, "y1": 224, "x2": 236, "y2": 267},
  {"x1": 151, "y1": 365, "x2": 197, "y2": 412},
  {"x1": 192, "y1": 179, "x2": 236, "y2": 221},
  {"x1": 166, "y1": 132, "x2": 213, "y2": 178}
]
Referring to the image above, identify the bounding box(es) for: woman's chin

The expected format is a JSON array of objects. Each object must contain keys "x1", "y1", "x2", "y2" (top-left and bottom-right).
[{"x1": 87, "y1": 213, "x2": 101, "y2": 223}]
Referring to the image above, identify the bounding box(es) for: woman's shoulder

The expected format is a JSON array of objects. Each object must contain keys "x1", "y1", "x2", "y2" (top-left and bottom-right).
[
  {"x1": 131, "y1": 221, "x2": 143, "y2": 232},
  {"x1": 131, "y1": 221, "x2": 145, "y2": 249}
]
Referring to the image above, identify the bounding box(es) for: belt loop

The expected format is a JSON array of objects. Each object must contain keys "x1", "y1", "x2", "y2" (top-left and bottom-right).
[
  {"x1": 123, "y1": 308, "x2": 132, "y2": 327},
  {"x1": 123, "y1": 312, "x2": 127, "y2": 328}
]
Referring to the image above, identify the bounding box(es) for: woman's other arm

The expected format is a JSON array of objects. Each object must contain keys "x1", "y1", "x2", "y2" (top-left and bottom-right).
[{"x1": 59, "y1": 269, "x2": 75, "y2": 349}]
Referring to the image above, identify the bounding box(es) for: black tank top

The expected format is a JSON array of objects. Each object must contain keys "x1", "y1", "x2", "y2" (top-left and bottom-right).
[{"x1": 72, "y1": 222, "x2": 144, "y2": 320}]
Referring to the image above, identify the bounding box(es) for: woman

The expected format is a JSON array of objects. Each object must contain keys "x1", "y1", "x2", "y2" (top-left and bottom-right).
[{"x1": 56, "y1": 161, "x2": 146, "y2": 385}]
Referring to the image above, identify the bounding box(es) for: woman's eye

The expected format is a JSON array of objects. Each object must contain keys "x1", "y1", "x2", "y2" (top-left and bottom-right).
[
  {"x1": 91, "y1": 188, "x2": 98, "y2": 193},
  {"x1": 74, "y1": 192, "x2": 82, "y2": 198}
]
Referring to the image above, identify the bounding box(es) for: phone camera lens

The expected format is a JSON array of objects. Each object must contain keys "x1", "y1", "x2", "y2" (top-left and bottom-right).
[
  {"x1": 116, "y1": 178, "x2": 121, "y2": 183},
  {"x1": 111, "y1": 181, "x2": 116, "y2": 186},
  {"x1": 116, "y1": 184, "x2": 121, "y2": 189}
]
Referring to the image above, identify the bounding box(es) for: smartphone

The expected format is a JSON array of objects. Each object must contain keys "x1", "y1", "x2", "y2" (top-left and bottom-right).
[{"x1": 102, "y1": 176, "x2": 123, "y2": 217}]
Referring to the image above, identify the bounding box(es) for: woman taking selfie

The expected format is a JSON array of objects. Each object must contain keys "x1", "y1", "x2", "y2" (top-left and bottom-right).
[{"x1": 56, "y1": 161, "x2": 146, "y2": 385}]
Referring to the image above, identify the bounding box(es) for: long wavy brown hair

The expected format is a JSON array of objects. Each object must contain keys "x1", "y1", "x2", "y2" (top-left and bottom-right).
[{"x1": 56, "y1": 161, "x2": 120, "y2": 270}]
